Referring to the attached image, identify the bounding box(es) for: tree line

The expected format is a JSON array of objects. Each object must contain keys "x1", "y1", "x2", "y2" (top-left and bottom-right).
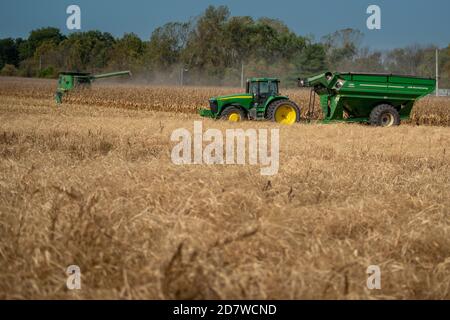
[{"x1": 0, "y1": 5, "x2": 449, "y2": 87}]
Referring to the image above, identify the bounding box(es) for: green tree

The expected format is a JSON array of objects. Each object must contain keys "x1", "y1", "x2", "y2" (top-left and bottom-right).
[
  {"x1": 19, "y1": 27, "x2": 65, "y2": 60},
  {"x1": 385, "y1": 45, "x2": 430, "y2": 76},
  {"x1": 1, "y1": 64, "x2": 18, "y2": 76},
  {"x1": 292, "y1": 43, "x2": 327, "y2": 77},
  {"x1": 34, "y1": 41, "x2": 61, "y2": 77},
  {"x1": 252, "y1": 18, "x2": 305, "y2": 62},
  {"x1": 147, "y1": 22, "x2": 191, "y2": 69},
  {"x1": 108, "y1": 33, "x2": 145, "y2": 71},
  {"x1": 322, "y1": 28, "x2": 363, "y2": 71},
  {"x1": 352, "y1": 48, "x2": 385, "y2": 73},
  {"x1": 60, "y1": 31, "x2": 115, "y2": 71},
  {"x1": 185, "y1": 5, "x2": 231, "y2": 75},
  {"x1": 0, "y1": 38, "x2": 20, "y2": 69},
  {"x1": 224, "y1": 16, "x2": 255, "y2": 66},
  {"x1": 439, "y1": 45, "x2": 450, "y2": 88}
]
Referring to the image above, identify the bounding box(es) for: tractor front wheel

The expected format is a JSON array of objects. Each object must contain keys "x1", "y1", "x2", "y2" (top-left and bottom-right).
[
  {"x1": 369, "y1": 104, "x2": 400, "y2": 127},
  {"x1": 221, "y1": 106, "x2": 246, "y2": 122},
  {"x1": 266, "y1": 100, "x2": 301, "y2": 125}
]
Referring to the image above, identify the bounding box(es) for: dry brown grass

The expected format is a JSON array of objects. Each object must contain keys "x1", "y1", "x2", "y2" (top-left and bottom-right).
[{"x1": 0, "y1": 77, "x2": 449, "y2": 300}]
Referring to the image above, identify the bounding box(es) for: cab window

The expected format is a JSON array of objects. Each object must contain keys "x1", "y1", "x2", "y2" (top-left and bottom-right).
[
  {"x1": 260, "y1": 81, "x2": 278, "y2": 95},
  {"x1": 269, "y1": 81, "x2": 279, "y2": 94},
  {"x1": 260, "y1": 82, "x2": 269, "y2": 94},
  {"x1": 247, "y1": 80, "x2": 279, "y2": 95},
  {"x1": 248, "y1": 82, "x2": 259, "y2": 95}
]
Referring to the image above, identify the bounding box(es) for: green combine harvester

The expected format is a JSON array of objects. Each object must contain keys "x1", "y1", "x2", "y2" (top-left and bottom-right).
[
  {"x1": 55, "y1": 70, "x2": 131, "y2": 104},
  {"x1": 199, "y1": 72, "x2": 436, "y2": 127}
]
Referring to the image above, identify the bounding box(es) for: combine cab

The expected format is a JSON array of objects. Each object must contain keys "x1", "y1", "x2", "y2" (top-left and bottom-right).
[{"x1": 299, "y1": 72, "x2": 436, "y2": 127}]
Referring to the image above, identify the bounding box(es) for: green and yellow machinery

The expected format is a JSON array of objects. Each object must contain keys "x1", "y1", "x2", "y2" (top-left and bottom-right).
[
  {"x1": 199, "y1": 72, "x2": 435, "y2": 127},
  {"x1": 299, "y1": 72, "x2": 436, "y2": 126},
  {"x1": 199, "y1": 77, "x2": 301, "y2": 125},
  {"x1": 55, "y1": 70, "x2": 131, "y2": 104}
]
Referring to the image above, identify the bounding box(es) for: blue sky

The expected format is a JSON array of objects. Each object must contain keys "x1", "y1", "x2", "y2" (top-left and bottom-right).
[{"x1": 0, "y1": 0, "x2": 449, "y2": 49}]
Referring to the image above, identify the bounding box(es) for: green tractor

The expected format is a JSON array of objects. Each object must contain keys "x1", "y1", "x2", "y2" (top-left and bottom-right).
[{"x1": 199, "y1": 78, "x2": 301, "y2": 125}]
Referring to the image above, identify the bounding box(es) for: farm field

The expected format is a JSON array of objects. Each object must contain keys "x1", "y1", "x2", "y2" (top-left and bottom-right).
[{"x1": 0, "y1": 76, "x2": 449, "y2": 299}]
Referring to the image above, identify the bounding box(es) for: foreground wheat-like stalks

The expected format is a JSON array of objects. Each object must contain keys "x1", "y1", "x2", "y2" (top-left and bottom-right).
[{"x1": 0, "y1": 77, "x2": 449, "y2": 300}]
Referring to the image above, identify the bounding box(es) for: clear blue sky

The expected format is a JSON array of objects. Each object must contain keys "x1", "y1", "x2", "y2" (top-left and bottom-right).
[{"x1": 0, "y1": 0, "x2": 449, "y2": 49}]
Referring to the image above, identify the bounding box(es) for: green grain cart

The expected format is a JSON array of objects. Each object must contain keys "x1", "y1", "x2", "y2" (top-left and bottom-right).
[
  {"x1": 55, "y1": 71, "x2": 131, "y2": 104},
  {"x1": 299, "y1": 72, "x2": 436, "y2": 127}
]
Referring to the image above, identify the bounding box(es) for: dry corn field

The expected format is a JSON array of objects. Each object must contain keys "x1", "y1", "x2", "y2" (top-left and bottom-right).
[
  {"x1": 1, "y1": 77, "x2": 450, "y2": 125},
  {"x1": 0, "y1": 76, "x2": 449, "y2": 300}
]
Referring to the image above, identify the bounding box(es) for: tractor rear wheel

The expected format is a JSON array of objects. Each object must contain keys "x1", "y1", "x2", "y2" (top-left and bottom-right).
[
  {"x1": 221, "y1": 106, "x2": 246, "y2": 122},
  {"x1": 369, "y1": 104, "x2": 400, "y2": 127},
  {"x1": 266, "y1": 100, "x2": 301, "y2": 125}
]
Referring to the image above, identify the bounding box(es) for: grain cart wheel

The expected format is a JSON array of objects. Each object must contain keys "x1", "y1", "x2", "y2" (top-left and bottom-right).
[
  {"x1": 221, "y1": 106, "x2": 246, "y2": 122},
  {"x1": 266, "y1": 100, "x2": 301, "y2": 125},
  {"x1": 369, "y1": 104, "x2": 401, "y2": 127}
]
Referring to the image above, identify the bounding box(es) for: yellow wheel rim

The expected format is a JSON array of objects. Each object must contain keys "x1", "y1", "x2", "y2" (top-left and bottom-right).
[
  {"x1": 381, "y1": 113, "x2": 395, "y2": 127},
  {"x1": 275, "y1": 105, "x2": 297, "y2": 125},
  {"x1": 228, "y1": 112, "x2": 241, "y2": 122}
]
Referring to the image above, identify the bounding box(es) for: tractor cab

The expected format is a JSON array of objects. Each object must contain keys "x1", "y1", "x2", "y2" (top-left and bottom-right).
[{"x1": 246, "y1": 78, "x2": 280, "y2": 106}]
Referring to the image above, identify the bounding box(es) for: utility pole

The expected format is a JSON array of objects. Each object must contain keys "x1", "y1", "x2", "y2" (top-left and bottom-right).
[
  {"x1": 180, "y1": 67, "x2": 188, "y2": 86},
  {"x1": 436, "y1": 48, "x2": 439, "y2": 97},
  {"x1": 180, "y1": 68, "x2": 183, "y2": 86},
  {"x1": 241, "y1": 62, "x2": 244, "y2": 89}
]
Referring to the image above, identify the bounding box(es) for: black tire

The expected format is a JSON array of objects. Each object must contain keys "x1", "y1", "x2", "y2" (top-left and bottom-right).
[
  {"x1": 220, "y1": 106, "x2": 246, "y2": 122},
  {"x1": 266, "y1": 99, "x2": 301, "y2": 124},
  {"x1": 369, "y1": 104, "x2": 400, "y2": 127}
]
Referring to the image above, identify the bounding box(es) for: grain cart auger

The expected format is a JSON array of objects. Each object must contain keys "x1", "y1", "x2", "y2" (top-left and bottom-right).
[
  {"x1": 55, "y1": 71, "x2": 132, "y2": 104},
  {"x1": 199, "y1": 77, "x2": 301, "y2": 125},
  {"x1": 298, "y1": 72, "x2": 436, "y2": 127}
]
